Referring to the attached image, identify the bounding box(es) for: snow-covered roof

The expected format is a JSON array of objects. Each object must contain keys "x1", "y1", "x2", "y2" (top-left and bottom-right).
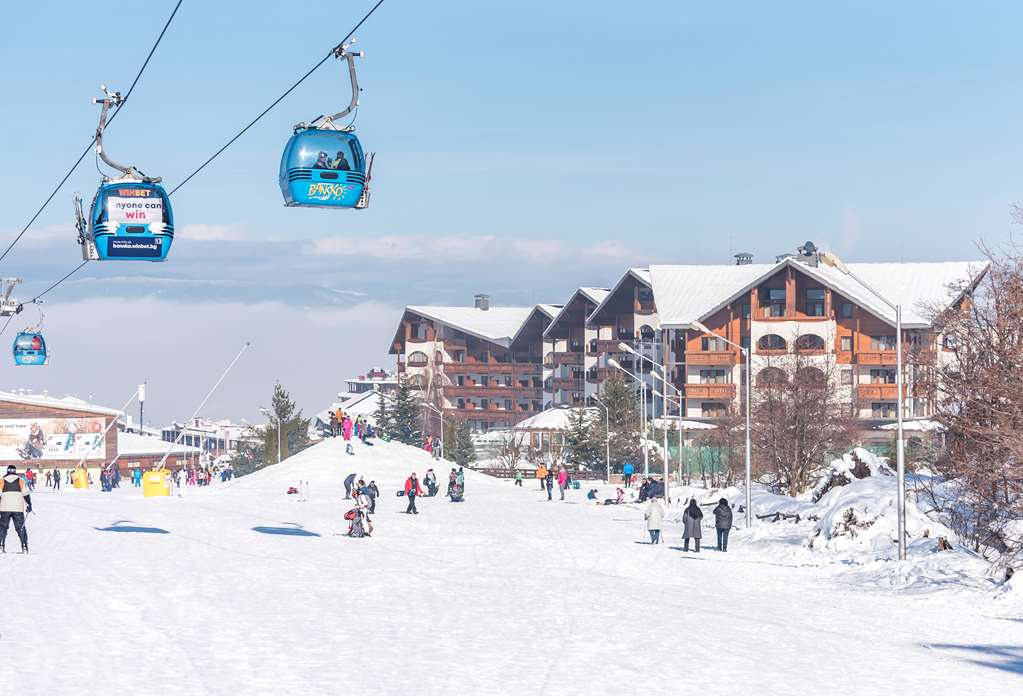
[
  {"x1": 536, "y1": 304, "x2": 562, "y2": 319},
  {"x1": 545, "y1": 287, "x2": 612, "y2": 338},
  {"x1": 651, "y1": 258, "x2": 988, "y2": 329},
  {"x1": 117, "y1": 431, "x2": 202, "y2": 457},
  {"x1": 0, "y1": 390, "x2": 123, "y2": 417},
  {"x1": 513, "y1": 407, "x2": 598, "y2": 431},
  {"x1": 405, "y1": 306, "x2": 537, "y2": 346},
  {"x1": 875, "y1": 419, "x2": 944, "y2": 432},
  {"x1": 316, "y1": 390, "x2": 392, "y2": 426},
  {"x1": 649, "y1": 417, "x2": 718, "y2": 431}
]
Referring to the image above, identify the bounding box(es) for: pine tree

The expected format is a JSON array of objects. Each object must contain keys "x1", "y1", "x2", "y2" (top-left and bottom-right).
[
  {"x1": 564, "y1": 408, "x2": 603, "y2": 472},
  {"x1": 270, "y1": 382, "x2": 311, "y2": 462},
  {"x1": 447, "y1": 419, "x2": 477, "y2": 468},
  {"x1": 592, "y1": 374, "x2": 642, "y2": 474},
  {"x1": 389, "y1": 377, "x2": 424, "y2": 446},
  {"x1": 374, "y1": 389, "x2": 393, "y2": 439}
]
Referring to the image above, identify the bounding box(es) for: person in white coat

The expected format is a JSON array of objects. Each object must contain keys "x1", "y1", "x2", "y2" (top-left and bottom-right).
[{"x1": 644, "y1": 497, "x2": 664, "y2": 544}]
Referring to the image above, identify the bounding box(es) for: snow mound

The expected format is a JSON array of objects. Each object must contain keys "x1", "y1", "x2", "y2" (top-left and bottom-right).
[
  {"x1": 809, "y1": 447, "x2": 892, "y2": 502},
  {"x1": 808, "y1": 475, "x2": 953, "y2": 558}
]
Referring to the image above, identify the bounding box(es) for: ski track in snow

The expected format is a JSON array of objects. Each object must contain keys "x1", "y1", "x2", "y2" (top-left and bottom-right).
[{"x1": 4, "y1": 437, "x2": 1022, "y2": 695}]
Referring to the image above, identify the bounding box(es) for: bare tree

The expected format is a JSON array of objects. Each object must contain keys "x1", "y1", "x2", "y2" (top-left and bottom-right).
[
  {"x1": 750, "y1": 351, "x2": 858, "y2": 496},
  {"x1": 495, "y1": 431, "x2": 527, "y2": 471},
  {"x1": 930, "y1": 241, "x2": 1023, "y2": 559}
]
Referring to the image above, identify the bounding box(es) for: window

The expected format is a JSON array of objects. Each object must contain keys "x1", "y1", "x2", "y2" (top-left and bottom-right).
[
  {"x1": 740, "y1": 335, "x2": 750, "y2": 351},
  {"x1": 806, "y1": 288, "x2": 825, "y2": 317},
  {"x1": 407, "y1": 350, "x2": 428, "y2": 366},
  {"x1": 841, "y1": 369, "x2": 853, "y2": 385},
  {"x1": 757, "y1": 334, "x2": 787, "y2": 351},
  {"x1": 480, "y1": 375, "x2": 489, "y2": 387},
  {"x1": 504, "y1": 399, "x2": 512, "y2": 410},
  {"x1": 756, "y1": 367, "x2": 787, "y2": 386},
  {"x1": 913, "y1": 398, "x2": 929, "y2": 417},
  {"x1": 870, "y1": 335, "x2": 897, "y2": 351},
  {"x1": 794, "y1": 334, "x2": 825, "y2": 351},
  {"x1": 840, "y1": 336, "x2": 853, "y2": 352},
  {"x1": 457, "y1": 375, "x2": 464, "y2": 386},
  {"x1": 870, "y1": 368, "x2": 896, "y2": 384},
  {"x1": 795, "y1": 367, "x2": 826, "y2": 385},
  {"x1": 871, "y1": 402, "x2": 897, "y2": 419},
  {"x1": 504, "y1": 376, "x2": 512, "y2": 387},
  {"x1": 701, "y1": 336, "x2": 727, "y2": 352},
  {"x1": 639, "y1": 325, "x2": 656, "y2": 340},
  {"x1": 701, "y1": 402, "x2": 726, "y2": 418},
  {"x1": 765, "y1": 288, "x2": 786, "y2": 317},
  {"x1": 741, "y1": 304, "x2": 751, "y2": 318},
  {"x1": 700, "y1": 369, "x2": 728, "y2": 384},
  {"x1": 457, "y1": 398, "x2": 465, "y2": 409},
  {"x1": 480, "y1": 399, "x2": 489, "y2": 410},
  {"x1": 839, "y1": 303, "x2": 854, "y2": 318},
  {"x1": 943, "y1": 334, "x2": 958, "y2": 350}
]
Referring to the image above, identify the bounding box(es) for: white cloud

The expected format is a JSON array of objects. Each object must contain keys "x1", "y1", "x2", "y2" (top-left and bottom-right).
[{"x1": 177, "y1": 223, "x2": 246, "y2": 241}]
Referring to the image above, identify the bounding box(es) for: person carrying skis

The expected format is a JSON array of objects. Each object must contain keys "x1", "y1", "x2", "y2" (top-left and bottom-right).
[
  {"x1": 404, "y1": 473, "x2": 422, "y2": 514},
  {"x1": 0, "y1": 465, "x2": 32, "y2": 553}
]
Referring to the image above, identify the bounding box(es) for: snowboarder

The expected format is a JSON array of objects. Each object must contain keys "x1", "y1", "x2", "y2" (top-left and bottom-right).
[
  {"x1": 0, "y1": 465, "x2": 32, "y2": 553},
  {"x1": 404, "y1": 473, "x2": 422, "y2": 514},
  {"x1": 622, "y1": 461, "x2": 635, "y2": 488},
  {"x1": 713, "y1": 498, "x2": 733, "y2": 551},
  {"x1": 645, "y1": 496, "x2": 664, "y2": 544},
  {"x1": 682, "y1": 499, "x2": 704, "y2": 552},
  {"x1": 344, "y1": 472, "x2": 357, "y2": 499}
]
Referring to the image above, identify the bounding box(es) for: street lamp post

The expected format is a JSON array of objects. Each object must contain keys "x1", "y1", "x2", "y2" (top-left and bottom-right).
[
  {"x1": 591, "y1": 394, "x2": 612, "y2": 483},
  {"x1": 607, "y1": 357, "x2": 651, "y2": 478},
  {"x1": 820, "y1": 253, "x2": 907, "y2": 560},
  {"x1": 260, "y1": 408, "x2": 282, "y2": 463},
  {"x1": 691, "y1": 322, "x2": 753, "y2": 529}
]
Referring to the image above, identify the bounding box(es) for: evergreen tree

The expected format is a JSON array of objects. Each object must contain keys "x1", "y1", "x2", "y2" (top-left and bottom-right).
[
  {"x1": 389, "y1": 377, "x2": 424, "y2": 446},
  {"x1": 233, "y1": 382, "x2": 310, "y2": 477},
  {"x1": 592, "y1": 374, "x2": 642, "y2": 474},
  {"x1": 564, "y1": 408, "x2": 603, "y2": 472},
  {"x1": 447, "y1": 419, "x2": 477, "y2": 468},
  {"x1": 374, "y1": 390, "x2": 393, "y2": 439}
]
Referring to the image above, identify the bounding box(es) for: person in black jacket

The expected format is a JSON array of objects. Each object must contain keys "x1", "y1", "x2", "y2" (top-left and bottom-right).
[
  {"x1": 545, "y1": 469, "x2": 554, "y2": 501},
  {"x1": 0, "y1": 465, "x2": 32, "y2": 553},
  {"x1": 367, "y1": 480, "x2": 379, "y2": 513},
  {"x1": 343, "y1": 472, "x2": 357, "y2": 499},
  {"x1": 713, "y1": 498, "x2": 733, "y2": 551}
]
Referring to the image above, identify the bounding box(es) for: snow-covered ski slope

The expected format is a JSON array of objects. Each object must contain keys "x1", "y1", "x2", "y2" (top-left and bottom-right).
[{"x1": 5, "y1": 437, "x2": 1021, "y2": 695}]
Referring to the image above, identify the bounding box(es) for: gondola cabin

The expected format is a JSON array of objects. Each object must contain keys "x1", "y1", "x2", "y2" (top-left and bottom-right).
[
  {"x1": 89, "y1": 181, "x2": 174, "y2": 261},
  {"x1": 13, "y1": 332, "x2": 47, "y2": 366},
  {"x1": 279, "y1": 130, "x2": 368, "y2": 209}
]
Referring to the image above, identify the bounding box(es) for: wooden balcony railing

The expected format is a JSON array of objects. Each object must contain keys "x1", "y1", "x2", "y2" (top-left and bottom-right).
[
  {"x1": 857, "y1": 383, "x2": 902, "y2": 401},
  {"x1": 685, "y1": 351, "x2": 738, "y2": 366},
  {"x1": 856, "y1": 351, "x2": 898, "y2": 365},
  {"x1": 550, "y1": 351, "x2": 584, "y2": 367},
  {"x1": 685, "y1": 384, "x2": 736, "y2": 399}
]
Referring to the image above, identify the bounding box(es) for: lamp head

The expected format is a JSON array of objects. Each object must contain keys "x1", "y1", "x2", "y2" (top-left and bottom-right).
[
  {"x1": 691, "y1": 321, "x2": 711, "y2": 334},
  {"x1": 607, "y1": 357, "x2": 621, "y2": 370},
  {"x1": 617, "y1": 342, "x2": 635, "y2": 354}
]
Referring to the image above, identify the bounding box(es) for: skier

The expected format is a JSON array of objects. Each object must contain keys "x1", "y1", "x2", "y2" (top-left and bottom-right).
[
  {"x1": 713, "y1": 498, "x2": 733, "y2": 551},
  {"x1": 0, "y1": 465, "x2": 32, "y2": 553},
  {"x1": 645, "y1": 496, "x2": 664, "y2": 544},
  {"x1": 557, "y1": 468, "x2": 568, "y2": 500},
  {"x1": 404, "y1": 473, "x2": 422, "y2": 514},
  {"x1": 623, "y1": 461, "x2": 635, "y2": 488},
  {"x1": 682, "y1": 499, "x2": 704, "y2": 552},
  {"x1": 344, "y1": 472, "x2": 357, "y2": 499}
]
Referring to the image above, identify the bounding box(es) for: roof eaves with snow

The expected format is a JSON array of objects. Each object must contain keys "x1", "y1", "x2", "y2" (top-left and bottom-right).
[
  {"x1": 510, "y1": 304, "x2": 561, "y2": 345},
  {"x1": 544, "y1": 287, "x2": 611, "y2": 338},
  {"x1": 0, "y1": 391, "x2": 123, "y2": 418},
  {"x1": 403, "y1": 305, "x2": 539, "y2": 348}
]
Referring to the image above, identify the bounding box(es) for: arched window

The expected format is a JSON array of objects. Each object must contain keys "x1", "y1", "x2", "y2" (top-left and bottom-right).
[
  {"x1": 639, "y1": 325, "x2": 656, "y2": 341},
  {"x1": 408, "y1": 374, "x2": 427, "y2": 389},
  {"x1": 757, "y1": 334, "x2": 787, "y2": 351},
  {"x1": 407, "y1": 350, "x2": 429, "y2": 367},
  {"x1": 794, "y1": 367, "x2": 826, "y2": 386},
  {"x1": 756, "y1": 367, "x2": 787, "y2": 386},
  {"x1": 434, "y1": 350, "x2": 444, "y2": 364},
  {"x1": 543, "y1": 351, "x2": 555, "y2": 368},
  {"x1": 794, "y1": 334, "x2": 825, "y2": 352}
]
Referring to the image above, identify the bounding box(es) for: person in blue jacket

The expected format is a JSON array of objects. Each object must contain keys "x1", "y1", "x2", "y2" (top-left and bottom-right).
[{"x1": 622, "y1": 462, "x2": 635, "y2": 488}]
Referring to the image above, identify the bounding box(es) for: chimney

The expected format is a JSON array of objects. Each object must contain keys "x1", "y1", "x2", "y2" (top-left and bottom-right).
[
  {"x1": 796, "y1": 241, "x2": 819, "y2": 267},
  {"x1": 734, "y1": 252, "x2": 753, "y2": 266},
  {"x1": 474, "y1": 294, "x2": 490, "y2": 311}
]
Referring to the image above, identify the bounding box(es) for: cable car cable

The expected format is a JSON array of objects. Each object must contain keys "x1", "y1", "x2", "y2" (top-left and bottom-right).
[
  {"x1": 169, "y1": 0, "x2": 385, "y2": 197},
  {"x1": 0, "y1": 0, "x2": 184, "y2": 266}
]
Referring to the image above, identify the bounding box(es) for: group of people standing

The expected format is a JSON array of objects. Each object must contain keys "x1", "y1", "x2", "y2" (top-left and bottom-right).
[
  {"x1": 531, "y1": 465, "x2": 573, "y2": 501},
  {"x1": 329, "y1": 410, "x2": 375, "y2": 454},
  {"x1": 644, "y1": 496, "x2": 734, "y2": 551},
  {"x1": 423, "y1": 436, "x2": 441, "y2": 460}
]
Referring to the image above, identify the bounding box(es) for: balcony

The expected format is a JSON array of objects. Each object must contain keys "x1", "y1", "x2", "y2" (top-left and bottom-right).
[
  {"x1": 686, "y1": 351, "x2": 738, "y2": 366},
  {"x1": 685, "y1": 384, "x2": 736, "y2": 399},
  {"x1": 443, "y1": 362, "x2": 541, "y2": 375},
  {"x1": 440, "y1": 338, "x2": 466, "y2": 350},
  {"x1": 446, "y1": 408, "x2": 526, "y2": 420},
  {"x1": 857, "y1": 383, "x2": 901, "y2": 401},
  {"x1": 593, "y1": 339, "x2": 626, "y2": 354},
  {"x1": 443, "y1": 385, "x2": 539, "y2": 399},
  {"x1": 857, "y1": 351, "x2": 898, "y2": 365},
  {"x1": 548, "y1": 351, "x2": 584, "y2": 367},
  {"x1": 406, "y1": 356, "x2": 429, "y2": 368},
  {"x1": 550, "y1": 377, "x2": 580, "y2": 391}
]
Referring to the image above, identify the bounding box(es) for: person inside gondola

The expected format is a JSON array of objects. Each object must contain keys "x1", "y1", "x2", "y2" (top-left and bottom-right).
[
  {"x1": 331, "y1": 150, "x2": 351, "y2": 171},
  {"x1": 313, "y1": 151, "x2": 331, "y2": 169},
  {"x1": 31, "y1": 335, "x2": 41, "y2": 351}
]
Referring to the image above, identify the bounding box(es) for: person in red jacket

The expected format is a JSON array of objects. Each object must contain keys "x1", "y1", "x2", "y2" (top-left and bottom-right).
[{"x1": 404, "y1": 473, "x2": 423, "y2": 515}]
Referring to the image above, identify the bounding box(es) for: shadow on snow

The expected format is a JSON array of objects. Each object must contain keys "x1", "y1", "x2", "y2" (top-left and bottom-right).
[
  {"x1": 927, "y1": 643, "x2": 1023, "y2": 675},
  {"x1": 251, "y1": 524, "x2": 321, "y2": 537},
  {"x1": 95, "y1": 520, "x2": 169, "y2": 534}
]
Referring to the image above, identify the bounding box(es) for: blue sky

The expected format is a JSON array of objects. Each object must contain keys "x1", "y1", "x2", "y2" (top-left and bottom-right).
[{"x1": 0, "y1": 1, "x2": 1019, "y2": 423}]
